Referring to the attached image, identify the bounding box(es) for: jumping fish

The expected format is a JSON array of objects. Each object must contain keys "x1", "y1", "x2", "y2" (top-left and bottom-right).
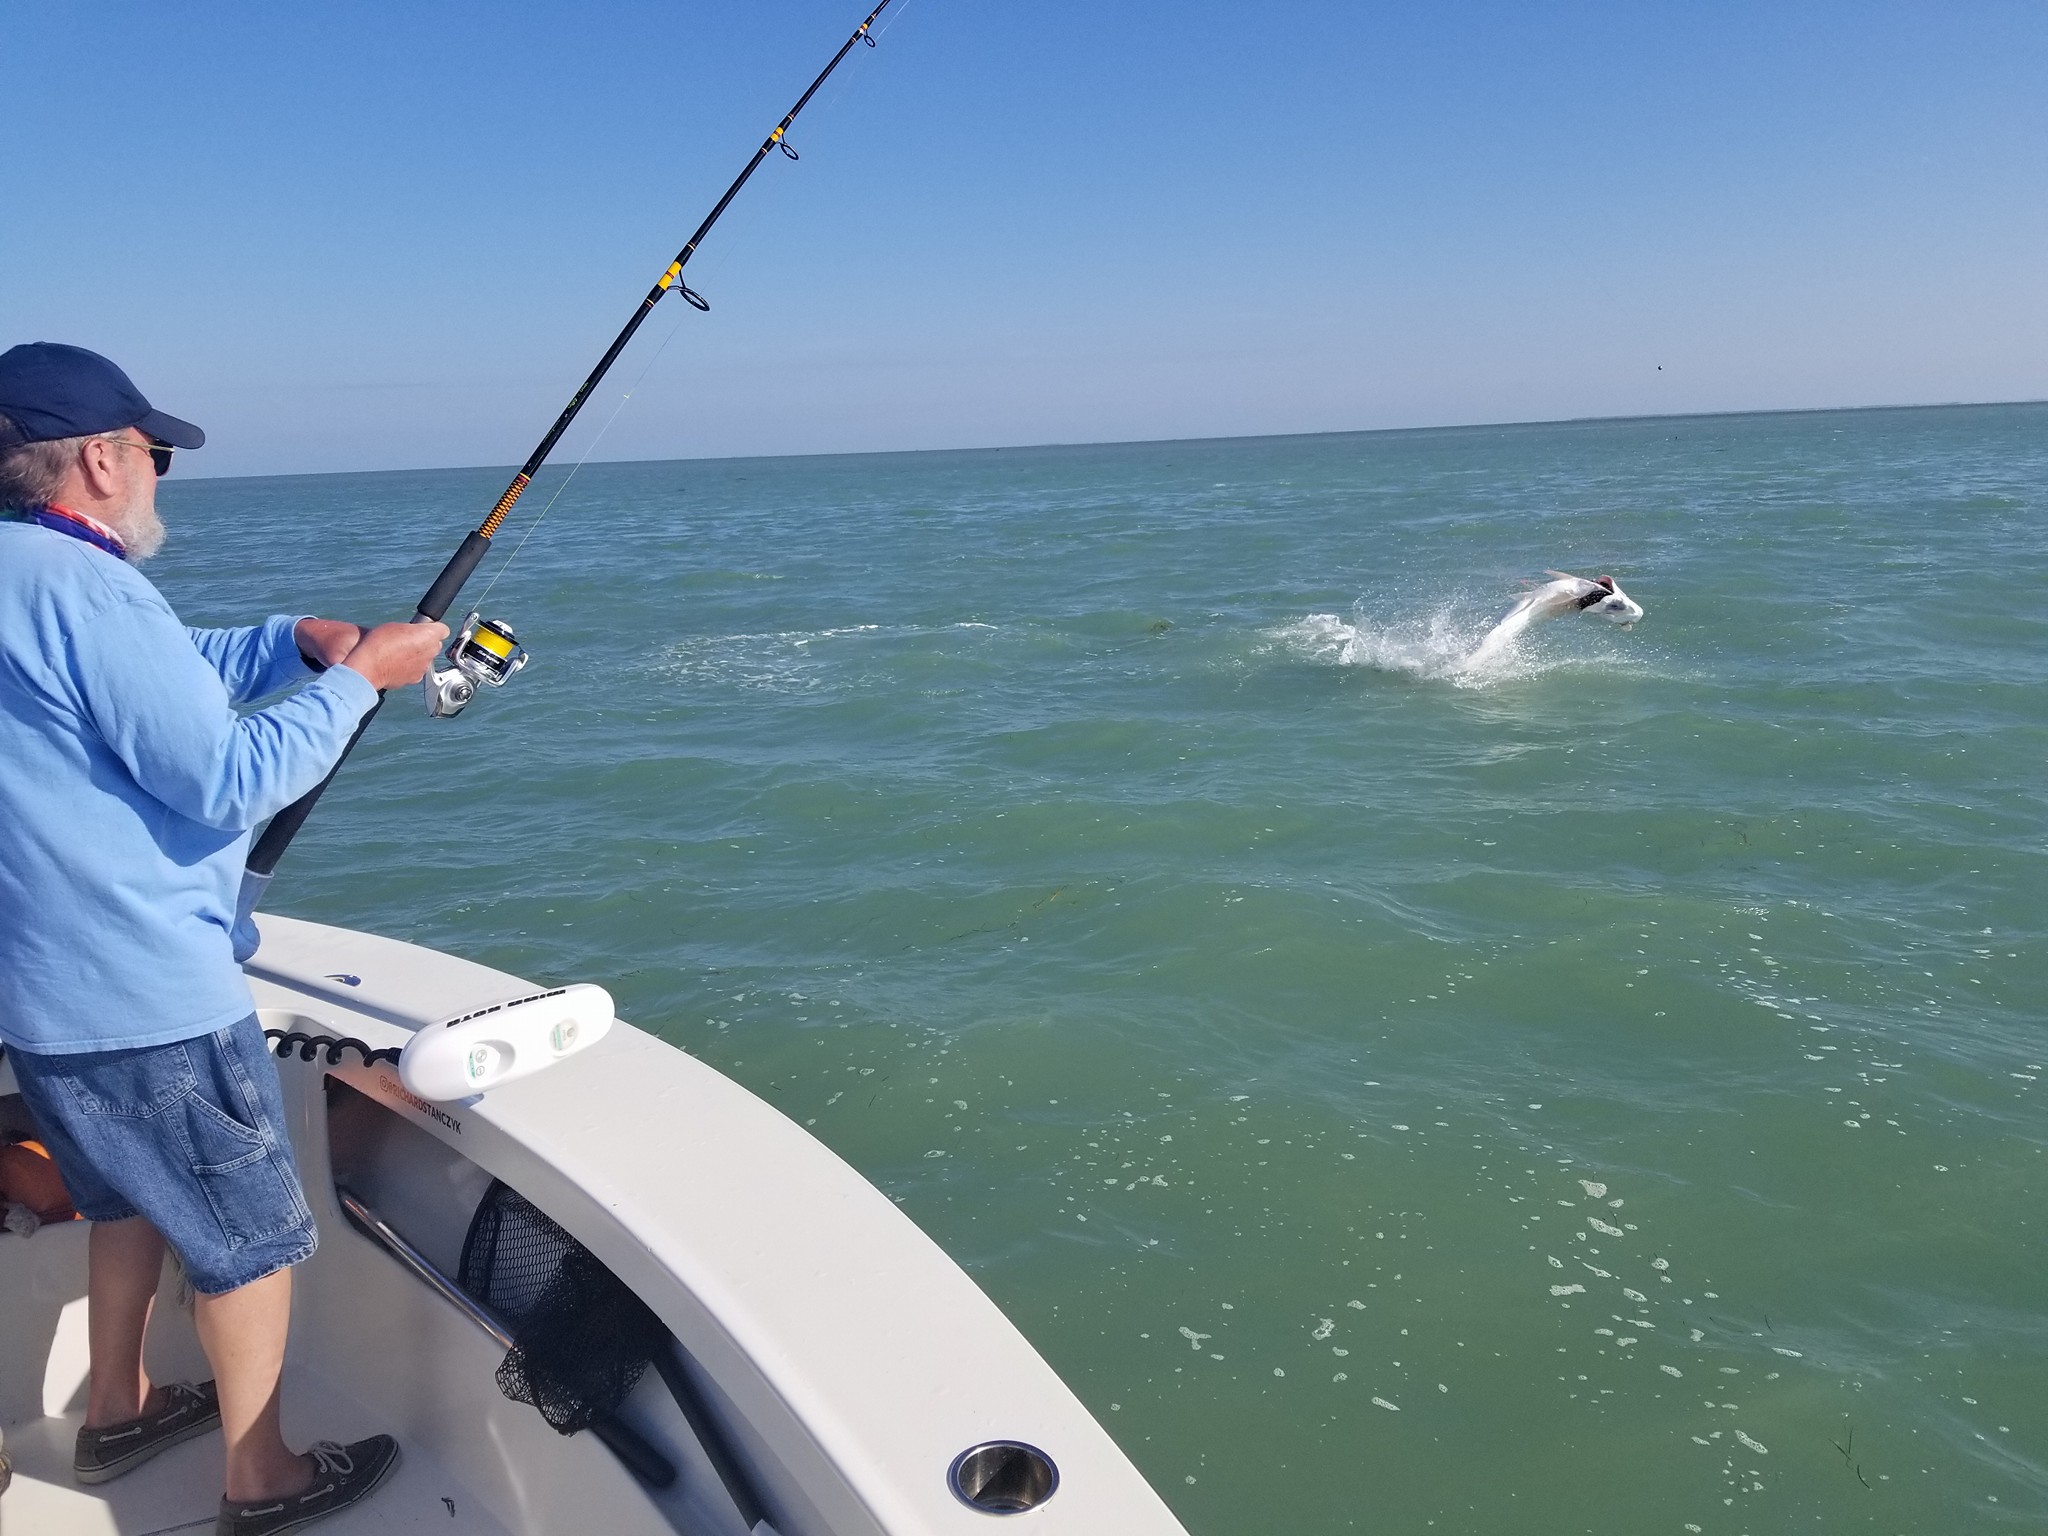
[{"x1": 1462, "y1": 571, "x2": 1643, "y2": 669}]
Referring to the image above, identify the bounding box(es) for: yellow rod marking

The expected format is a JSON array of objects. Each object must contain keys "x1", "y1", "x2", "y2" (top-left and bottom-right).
[{"x1": 478, "y1": 472, "x2": 531, "y2": 538}]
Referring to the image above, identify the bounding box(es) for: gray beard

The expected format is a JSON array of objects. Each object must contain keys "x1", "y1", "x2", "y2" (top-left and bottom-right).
[{"x1": 108, "y1": 502, "x2": 167, "y2": 563}]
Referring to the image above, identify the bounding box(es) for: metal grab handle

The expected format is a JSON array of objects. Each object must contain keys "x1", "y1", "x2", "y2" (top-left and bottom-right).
[{"x1": 338, "y1": 1188, "x2": 513, "y2": 1345}]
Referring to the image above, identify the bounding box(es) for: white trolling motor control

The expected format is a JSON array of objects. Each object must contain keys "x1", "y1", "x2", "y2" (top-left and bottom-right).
[
  {"x1": 424, "y1": 610, "x2": 529, "y2": 718},
  {"x1": 398, "y1": 983, "x2": 613, "y2": 1101}
]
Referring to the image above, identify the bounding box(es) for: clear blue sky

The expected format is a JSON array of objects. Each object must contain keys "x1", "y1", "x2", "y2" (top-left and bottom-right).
[{"x1": 9, "y1": 1, "x2": 2046, "y2": 477}]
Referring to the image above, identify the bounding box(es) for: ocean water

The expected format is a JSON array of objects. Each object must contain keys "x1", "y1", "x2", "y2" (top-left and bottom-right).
[{"x1": 157, "y1": 405, "x2": 2046, "y2": 1534}]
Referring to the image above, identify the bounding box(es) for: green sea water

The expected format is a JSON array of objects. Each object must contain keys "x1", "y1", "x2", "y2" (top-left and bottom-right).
[{"x1": 159, "y1": 404, "x2": 2046, "y2": 1534}]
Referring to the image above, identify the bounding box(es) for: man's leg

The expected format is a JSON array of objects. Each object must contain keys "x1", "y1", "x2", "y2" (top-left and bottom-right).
[
  {"x1": 85, "y1": 1216, "x2": 167, "y2": 1427},
  {"x1": 192, "y1": 1265, "x2": 312, "y2": 1504}
]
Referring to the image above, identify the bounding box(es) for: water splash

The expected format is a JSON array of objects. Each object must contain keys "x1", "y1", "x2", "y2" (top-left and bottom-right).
[
  {"x1": 1268, "y1": 605, "x2": 1545, "y2": 687},
  {"x1": 1270, "y1": 583, "x2": 1653, "y2": 687}
]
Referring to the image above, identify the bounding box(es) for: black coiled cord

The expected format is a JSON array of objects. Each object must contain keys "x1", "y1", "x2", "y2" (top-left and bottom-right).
[{"x1": 263, "y1": 1027, "x2": 400, "y2": 1068}]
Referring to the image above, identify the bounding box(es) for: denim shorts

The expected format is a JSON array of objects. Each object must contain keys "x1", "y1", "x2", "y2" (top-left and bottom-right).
[{"x1": 8, "y1": 1015, "x2": 317, "y2": 1293}]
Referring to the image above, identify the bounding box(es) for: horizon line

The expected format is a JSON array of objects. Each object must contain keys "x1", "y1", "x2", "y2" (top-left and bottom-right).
[{"x1": 171, "y1": 395, "x2": 2048, "y2": 484}]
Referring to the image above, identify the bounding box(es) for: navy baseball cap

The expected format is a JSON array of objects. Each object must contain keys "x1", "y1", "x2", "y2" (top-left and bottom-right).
[{"x1": 0, "y1": 343, "x2": 205, "y2": 451}]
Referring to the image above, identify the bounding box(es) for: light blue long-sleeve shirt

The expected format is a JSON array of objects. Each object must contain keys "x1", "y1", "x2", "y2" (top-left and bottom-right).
[{"x1": 0, "y1": 520, "x2": 379, "y2": 1054}]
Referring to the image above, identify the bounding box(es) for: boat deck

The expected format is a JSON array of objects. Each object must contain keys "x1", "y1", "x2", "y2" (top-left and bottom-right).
[{"x1": 4, "y1": 1363, "x2": 512, "y2": 1536}]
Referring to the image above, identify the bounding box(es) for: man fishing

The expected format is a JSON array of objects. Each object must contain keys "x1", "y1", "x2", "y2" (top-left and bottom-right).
[{"x1": 0, "y1": 342, "x2": 446, "y2": 1534}]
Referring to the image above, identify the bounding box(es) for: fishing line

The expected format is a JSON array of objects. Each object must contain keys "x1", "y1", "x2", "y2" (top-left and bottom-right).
[
  {"x1": 470, "y1": 292, "x2": 696, "y2": 609},
  {"x1": 871, "y1": 0, "x2": 918, "y2": 45},
  {"x1": 805, "y1": 0, "x2": 917, "y2": 126}
]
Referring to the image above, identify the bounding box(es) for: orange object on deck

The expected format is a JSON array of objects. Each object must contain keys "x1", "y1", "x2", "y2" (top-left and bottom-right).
[{"x1": 0, "y1": 1137, "x2": 78, "y2": 1224}]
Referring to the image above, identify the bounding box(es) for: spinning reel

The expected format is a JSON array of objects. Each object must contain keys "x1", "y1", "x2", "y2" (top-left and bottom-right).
[{"x1": 424, "y1": 611, "x2": 529, "y2": 718}]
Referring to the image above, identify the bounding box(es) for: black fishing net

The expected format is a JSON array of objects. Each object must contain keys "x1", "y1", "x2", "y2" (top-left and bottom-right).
[{"x1": 458, "y1": 1180, "x2": 669, "y2": 1434}]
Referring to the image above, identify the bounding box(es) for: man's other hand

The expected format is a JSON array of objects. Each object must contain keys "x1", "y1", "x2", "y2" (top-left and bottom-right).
[
  {"x1": 294, "y1": 618, "x2": 363, "y2": 670},
  {"x1": 340, "y1": 622, "x2": 451, "y2": 691}
]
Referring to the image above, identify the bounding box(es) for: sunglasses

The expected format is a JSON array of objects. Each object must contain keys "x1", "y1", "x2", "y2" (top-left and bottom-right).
[{"x1": 89, "y1": 435, "x2": 175, "y2": 476}]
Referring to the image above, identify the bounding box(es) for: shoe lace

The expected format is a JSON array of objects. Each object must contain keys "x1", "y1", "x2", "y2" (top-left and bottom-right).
[{"x1": 308, "y1": 1441, "x2": 356, "y2": 1478}]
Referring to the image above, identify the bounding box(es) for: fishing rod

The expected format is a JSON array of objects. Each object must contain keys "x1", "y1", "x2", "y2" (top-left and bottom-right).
[{"x1": 242, "y1": 0, "x2": 896, "y2": 893}]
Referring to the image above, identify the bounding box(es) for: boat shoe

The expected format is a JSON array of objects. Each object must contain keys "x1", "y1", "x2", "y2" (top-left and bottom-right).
[
  {"x1": 74, "y1": 1379, "x2": 221, "y2": 1484},
  {"x1": 217, "y1": 1435, "x2": 400, "y2": 1536}
]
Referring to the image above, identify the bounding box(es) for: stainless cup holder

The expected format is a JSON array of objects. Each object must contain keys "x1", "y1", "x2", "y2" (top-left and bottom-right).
[{"x1": 948, "y1": 1441, "x2": 1059, "y2": 1514}]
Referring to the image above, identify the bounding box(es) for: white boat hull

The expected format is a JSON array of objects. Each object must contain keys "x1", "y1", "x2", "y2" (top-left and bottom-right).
[{"x1": 0, "y1": 915, "x2": 1189, "y2": 1536}]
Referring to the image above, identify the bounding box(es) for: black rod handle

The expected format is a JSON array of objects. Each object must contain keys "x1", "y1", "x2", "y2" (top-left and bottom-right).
[
  {"x1": 416, "y1": 529, "x2": 493, "y2": 624},
  {"x1": 592, "y1": 1412, "x2": 679, "y2": 1491},
  {"x1": 651, "y1": 1339, "x2": 771, "y2": 1531}
]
